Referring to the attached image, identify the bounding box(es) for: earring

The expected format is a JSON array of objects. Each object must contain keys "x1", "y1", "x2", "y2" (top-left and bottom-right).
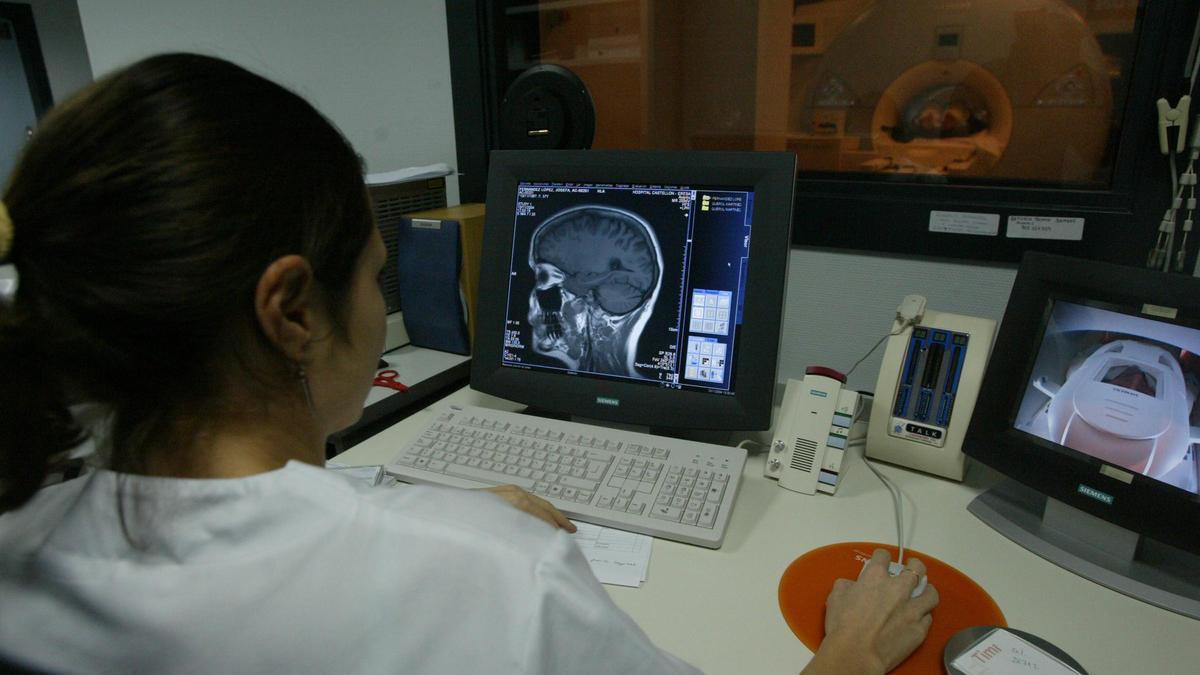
[{"x1": 296, "y1": 364, "x2": 317, "y2": 416}]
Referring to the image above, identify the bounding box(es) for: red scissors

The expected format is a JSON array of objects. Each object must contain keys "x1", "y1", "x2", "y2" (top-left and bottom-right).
[{"x1": 373, "y1": 369, "x2": 409, "y2": 392}]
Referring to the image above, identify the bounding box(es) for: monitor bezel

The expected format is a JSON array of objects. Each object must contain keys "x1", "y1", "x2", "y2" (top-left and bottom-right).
[
  {"x1": 965, "y1": 251, "x2": 1200, "y2": 555},
  {"x1": 471, "y1": 149, "x2": 796, "y2": 431}
]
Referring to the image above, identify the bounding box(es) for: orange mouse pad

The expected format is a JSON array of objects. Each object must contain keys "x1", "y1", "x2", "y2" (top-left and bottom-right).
[{"x1": 779, "y1": 542, "x2": 1005, "y2": 675}]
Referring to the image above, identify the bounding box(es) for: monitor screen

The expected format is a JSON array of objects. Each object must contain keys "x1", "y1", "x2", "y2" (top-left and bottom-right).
[
  {"x1": 473, "y1": 150, "x2": 795, "y2": 431},
  {"x1": 1015, "y1": 300, "x2": 1200, "y2": 495},
  {"x1": 502, "y1": 182, "x2": 751, "y2": 395},
  {"x1": 965, "y1": 252, "x2": 1200, "y2": 618}
]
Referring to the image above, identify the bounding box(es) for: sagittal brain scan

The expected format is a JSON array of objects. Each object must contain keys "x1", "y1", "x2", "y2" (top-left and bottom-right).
[
  {"x1": 502, "y1": 182, "x2": 754, "y2": 394},
  {"x1": 527, "y1": 205, "x2": 663, "y2": 376},
  {"x1": 1016, "y1": 300, "x2": 1200, "y2": 494}
]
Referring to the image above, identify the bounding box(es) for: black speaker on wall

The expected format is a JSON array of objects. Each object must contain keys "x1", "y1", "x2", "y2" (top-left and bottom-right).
[{"x1": 499, "y1": 64, "x2": 595, "y2": 150}]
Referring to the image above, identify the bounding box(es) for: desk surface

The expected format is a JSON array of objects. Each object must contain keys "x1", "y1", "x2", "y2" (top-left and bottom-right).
[{"x1": 333, "y1": 387, "x2": 1198, "y2": 675}]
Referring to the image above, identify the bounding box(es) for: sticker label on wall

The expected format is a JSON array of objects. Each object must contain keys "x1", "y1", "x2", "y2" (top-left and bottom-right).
[
  {"x1": 1006, "y1": 215, "x2": 1084, "y2": 240},
  {"x1": 929, "y1": 210, "x2": 999, "y2": 236}
]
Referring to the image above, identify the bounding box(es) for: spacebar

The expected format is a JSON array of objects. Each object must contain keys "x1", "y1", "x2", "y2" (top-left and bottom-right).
[{"x1": 444, "y1": 465, "x2": 535, "y2": 489}]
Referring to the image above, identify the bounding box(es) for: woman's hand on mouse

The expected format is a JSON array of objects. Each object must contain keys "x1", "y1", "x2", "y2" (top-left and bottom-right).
[
  {"x1": 480, "y1": 484, "x2": 577, "y2": 532},
  {"x1": 803, "y1": 548, "x2": 939, "y2": 675}
]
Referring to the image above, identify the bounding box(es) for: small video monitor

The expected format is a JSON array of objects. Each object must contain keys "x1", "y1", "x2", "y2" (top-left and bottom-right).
[
  {"x1": 1015, "y1": 299, "x2": 1200, "y2": 494},
  {"x1": 965, "y1": 252, "x2": 1200, "y2": 619}
]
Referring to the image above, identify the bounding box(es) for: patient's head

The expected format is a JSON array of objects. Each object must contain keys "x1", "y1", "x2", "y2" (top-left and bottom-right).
[{"x1": 0, "y1": 53, "x2": 375, "y2": 509}]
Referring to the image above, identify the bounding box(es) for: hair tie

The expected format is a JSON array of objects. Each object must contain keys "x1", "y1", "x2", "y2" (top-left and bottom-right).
[{"x1": 0, "y1": 202, "x2": 13, "y2": 262}]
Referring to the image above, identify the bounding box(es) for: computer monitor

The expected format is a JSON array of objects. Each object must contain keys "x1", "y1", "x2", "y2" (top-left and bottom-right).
[
  {"x1": 964, "y1": 252, "x2": 1200, "y2": 619},
  {"x1": 471, "y1": 149, "x2": 795, "y2": 432}
]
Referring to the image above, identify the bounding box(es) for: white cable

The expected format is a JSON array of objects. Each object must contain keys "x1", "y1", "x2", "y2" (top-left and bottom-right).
[
  {"x1": 847, "y1": 438, "x2": 907, "y2": 565},
  {"x1": 845, "y1": 317, "x2": 915, "y2": 379},
  {"x1": 735, "y1": 438, "x2": 762, "y2": 451}
]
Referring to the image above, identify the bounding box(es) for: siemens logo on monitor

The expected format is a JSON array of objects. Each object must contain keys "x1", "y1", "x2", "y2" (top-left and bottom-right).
[
  {"x1": 596, "y1": 396, "x2": 620, "y2": 407},
  {"x1": 1077, "y1": 484, "x2": 1114, "y2": 505}
]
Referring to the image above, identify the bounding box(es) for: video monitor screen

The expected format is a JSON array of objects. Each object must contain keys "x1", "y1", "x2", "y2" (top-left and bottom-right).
[
  {"x1": 1015, "y1": 300, "x2": 1200, "y2": 494},
  {"x1": 499, "y1": 181, "x2": 753, "y2": 396}
]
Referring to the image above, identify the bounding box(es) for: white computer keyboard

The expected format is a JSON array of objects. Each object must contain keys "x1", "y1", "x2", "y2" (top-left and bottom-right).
[{"x1": 386, "y1": 404, "x2": 747, "y2": 548}]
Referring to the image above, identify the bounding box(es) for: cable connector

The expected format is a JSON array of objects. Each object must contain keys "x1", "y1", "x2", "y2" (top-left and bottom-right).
[
  {"x1": 896, "y1": 294, "x2": 926, "y2": 324},
  {"x1": 1159, "y1": 96, "x2": 1192, "y2": 154}
]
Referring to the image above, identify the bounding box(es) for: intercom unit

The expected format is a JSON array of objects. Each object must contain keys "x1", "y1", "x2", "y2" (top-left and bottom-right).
[
  {"x1": 867, "y1": 297, "x2": 996, "y2": 480},
  {"x1": 764, "y1": 367, "x2": 862, "y2": 494}
]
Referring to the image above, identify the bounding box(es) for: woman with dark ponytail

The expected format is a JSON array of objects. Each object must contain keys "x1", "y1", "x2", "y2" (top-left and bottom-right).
[{"x1": 0, "y1": 54, "x2": 934, "y2": 675}]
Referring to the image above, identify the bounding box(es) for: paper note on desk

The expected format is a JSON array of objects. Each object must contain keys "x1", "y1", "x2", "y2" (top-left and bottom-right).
[
  {"x1": 950, "y1": 629, "x2": 1081, "y2": 675},
  {"x1": 570, "y1": 521, "x2": 653, "y2": 587}
]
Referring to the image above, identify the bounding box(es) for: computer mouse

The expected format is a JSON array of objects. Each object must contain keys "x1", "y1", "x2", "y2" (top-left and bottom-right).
[{"x1": 887, "y1": 561, "x2": 929, "y2": 598}]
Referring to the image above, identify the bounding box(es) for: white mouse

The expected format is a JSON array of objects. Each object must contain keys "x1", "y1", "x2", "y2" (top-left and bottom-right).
[{"x1": 887, "y1": 561, "x2": 929, "y2": 598}]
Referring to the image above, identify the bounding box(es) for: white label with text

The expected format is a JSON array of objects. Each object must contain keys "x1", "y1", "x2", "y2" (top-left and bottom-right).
[
  {"x1": 950, "y1": 628, "x2": 1080, "y2": 675},
  {"x1": 929, "y1": 210, "x2": 1000, "y2": 236},
  {"x1": 1006, "y1": 215, "x2": 1084, "y2": 240}
]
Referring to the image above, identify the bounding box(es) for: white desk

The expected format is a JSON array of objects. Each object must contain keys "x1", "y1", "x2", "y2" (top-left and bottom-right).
[{"x1": 333, "y1": 387, "x2": 1198, "y2": 675}]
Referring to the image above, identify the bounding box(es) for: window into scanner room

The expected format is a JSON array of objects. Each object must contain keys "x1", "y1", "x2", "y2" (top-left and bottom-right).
[{"x1": 502, "y1": 0, "x2": 1138, "y2": 187}]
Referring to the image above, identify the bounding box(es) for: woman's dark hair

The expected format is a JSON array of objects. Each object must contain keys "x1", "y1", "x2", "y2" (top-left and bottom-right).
[{"x1": 0, "y1": 53, "x2": 373, "y2": 511}]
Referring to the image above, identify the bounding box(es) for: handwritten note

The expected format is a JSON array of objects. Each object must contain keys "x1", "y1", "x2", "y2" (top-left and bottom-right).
[
  {"x1": 951, "y1": 628, "x2": 1081, "y2": 675},
  {"x1": 570, "y1": 521, "x2": 653, "y2": 587}
]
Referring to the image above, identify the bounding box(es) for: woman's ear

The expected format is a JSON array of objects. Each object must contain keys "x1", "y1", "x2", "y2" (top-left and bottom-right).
[{"x1": 255, "y1": 255, "x2": 317, "y2": 362}]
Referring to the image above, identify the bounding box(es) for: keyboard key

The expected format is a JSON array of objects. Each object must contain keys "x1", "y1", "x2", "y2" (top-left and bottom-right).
[
  {"x1": 446, "y1": 464, "x2": 534, "y2": 489},
  {"x1": 682, "y1": 510, "x2": 700, "y2": 526},
  {"x1": 649, "y1": 505, "x2": 683, "y2": 522},
  {"x1": 560, "y1": 476, "x2": 599, "y2": 492}
]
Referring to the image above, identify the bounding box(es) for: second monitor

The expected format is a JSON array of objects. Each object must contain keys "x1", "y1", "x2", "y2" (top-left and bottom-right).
[{"x1": 472, "y1": 150, "x2": 796, "y2": 432}]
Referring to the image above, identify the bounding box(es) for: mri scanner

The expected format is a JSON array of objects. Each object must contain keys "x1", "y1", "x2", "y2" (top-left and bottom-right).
[
  {"x1": 793, "y1": 0, "x2": 1117, "y2": 181},
  {"x1": 1033, "y1": 340, "x2": 1200, "y2": 480}
]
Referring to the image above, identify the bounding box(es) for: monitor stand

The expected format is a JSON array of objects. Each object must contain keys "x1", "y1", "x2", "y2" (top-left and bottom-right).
[{"x1": 968, "y1": 478, "x2": 1200, "y2": 620}]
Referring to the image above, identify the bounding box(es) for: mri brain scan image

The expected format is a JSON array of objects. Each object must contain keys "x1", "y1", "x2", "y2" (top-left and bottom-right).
[{"x1": 527, "y1": 205, "x2": 663, "y2": 377}]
